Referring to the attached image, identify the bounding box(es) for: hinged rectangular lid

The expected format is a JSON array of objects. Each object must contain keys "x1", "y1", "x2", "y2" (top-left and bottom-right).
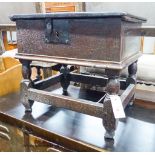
[{"x1": 10, "y1": 12, "x2": 146, "y2": 23}]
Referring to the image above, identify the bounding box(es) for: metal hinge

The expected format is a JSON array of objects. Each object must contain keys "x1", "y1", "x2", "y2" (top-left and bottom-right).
[{"x1": 45, "y1": 18, "x2": 70, "y2": 44}]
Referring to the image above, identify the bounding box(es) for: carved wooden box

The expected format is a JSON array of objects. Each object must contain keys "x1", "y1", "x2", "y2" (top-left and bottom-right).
[{"x1": 10, "y1": 12, "x2": 146, "y2": 70}]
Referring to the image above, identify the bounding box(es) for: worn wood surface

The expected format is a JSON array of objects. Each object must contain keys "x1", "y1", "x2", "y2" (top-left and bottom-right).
[
  {"x1": 11, "y1": 12, "x2": 144, "y2": 65},
  {"x1": 15, "y1": 53, "x2": 141, "y2": 70},
  {"x1": 28, "y1": 88, "x2": 104, "y2": 118},
  {"x1": 0, "y1": 24, "x2": 16, "y2": 31}
]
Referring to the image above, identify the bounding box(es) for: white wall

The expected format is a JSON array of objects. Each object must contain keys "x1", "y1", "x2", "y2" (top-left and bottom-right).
[
  {"x1": 0, "y1": 2, "x2": 36, "y2": 24},
  {"x1": 85, "y1": 2, "x2": 155, "y2": 26},
  {"x1": 86, "y1": 2, "x2": 155, "y2": 54}
]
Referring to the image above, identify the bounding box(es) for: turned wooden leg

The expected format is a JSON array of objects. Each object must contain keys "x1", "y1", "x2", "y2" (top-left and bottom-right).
[
  {"x1": 19, "y1": 60, "x2": 34, "y2": 112},
  {"x1": 103, "y1": 77, "x2": 120, "y2": 139},
  {"x1": 36, "y1": 66, "x2": 42, "y2": 80},
  {"x1": 20, "y1": 80, "x2": 34, "y2": 112},
  {"x1": 126, "y1": 61, "x2": 137, "y2": 85},
  {"x1": 60, "y1": 65, "x2": 70, "y2": 95},
  {"x1": 20, "y1": 60, "x2": 32, "y2": 80},
  {"x1": 126, "y1": 61, "x2": 137, "y2": 105},
  {"x1": 42, "y1": 67, "x2": 52, "y2": 79}
]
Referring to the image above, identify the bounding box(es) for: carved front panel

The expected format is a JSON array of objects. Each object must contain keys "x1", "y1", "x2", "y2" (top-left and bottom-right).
[{"x1": 16, "y1": 18, "x2": 122, "y2": 62}]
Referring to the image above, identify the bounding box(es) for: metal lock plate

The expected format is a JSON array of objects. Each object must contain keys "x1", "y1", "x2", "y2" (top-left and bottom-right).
[{"x1": 45, "y1": 18, "x2": 70, "y2": 44}]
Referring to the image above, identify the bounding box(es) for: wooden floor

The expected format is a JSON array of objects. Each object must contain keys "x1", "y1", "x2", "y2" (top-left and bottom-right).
[
  {"x1": 135, "y1": 84, "x2": 155, "y2": 108},
  {"x1": 0, "y1": 85, "x2": 155, "y2": 152}
]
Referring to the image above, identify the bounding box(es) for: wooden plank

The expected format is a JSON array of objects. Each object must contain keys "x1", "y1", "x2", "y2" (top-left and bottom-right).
[
  {"x1": 0, "y1": 24, "x2": 17, "y2": 51},
  {"x1": 0, "y1": 31, "x2": 5, "y2": 52},
  {"x1": 45, "y1": 2, "x2": 76, "y2": 7},
  {"x1": 128, "y1": 26, "x2": 155, "y2": 37},
  {"x1": 28, "y1": 88, "x2": 103, "y2": 118},
  {"x1": 15, "y1": 53, "x2": 140, "y2": 70},
  {"x1": 34, "y1": 73, "x2": 62, "y2": 89},
  {"x1": 0, "y1": 24, "x2": 16, "y2": 31},
  {"x1": 135, "y1": 98, "x2": 155, "y2": 110},
  {"x1": 28, "y1": 84, "x2": 134, "y2": 117},
  {"x1": 121, "y1": 84, "x2": 135, "y2": 108},
  {"x1": 70, "y1": 73, "x2": 127, "y2": 90},
  {"x1": 140, "y1": 26, "x2": 155, "y2": 37},
  {"x1": 47, "y1": 6, "x2": 75, "y2": 13},
  {"x1": 70, "y1": 73, "x2": 107, "y2": 87},
  {"x1": 0, "y1": 112, "x2": 104, "y2": 152},
  {"x1": 45, "y1": 2, "x2": 76, "y2": 13}
]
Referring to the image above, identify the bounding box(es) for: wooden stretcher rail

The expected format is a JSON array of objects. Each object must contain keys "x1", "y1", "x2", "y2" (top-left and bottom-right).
[
  {"x1": 70, "y1": 73, "x2": 127, "y2": 90},
  {"x1": 33, "y1": 72, "x2": 127, "y2": 90},
  {"x1": 0, "y1": 24, "x2": 16, "y2": 31},
  {"x1": 125, "y1": 26, "x2": 155, "y2": 37},
  {"x1": 34, "y1": 73, "x2": 62, "y2": 89},
  {"x1": 140, "y1": 26, "x2": 155, "y2": 37},
  {"x1": 28, "y1": 88, "x2": 103, "y2": 118},
  {"x1": 121, "y1": 84, "x2": 135, "y2": 108},
  {"x1": 27, "y1": 84, "x2": 134, "y2": 119}
]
